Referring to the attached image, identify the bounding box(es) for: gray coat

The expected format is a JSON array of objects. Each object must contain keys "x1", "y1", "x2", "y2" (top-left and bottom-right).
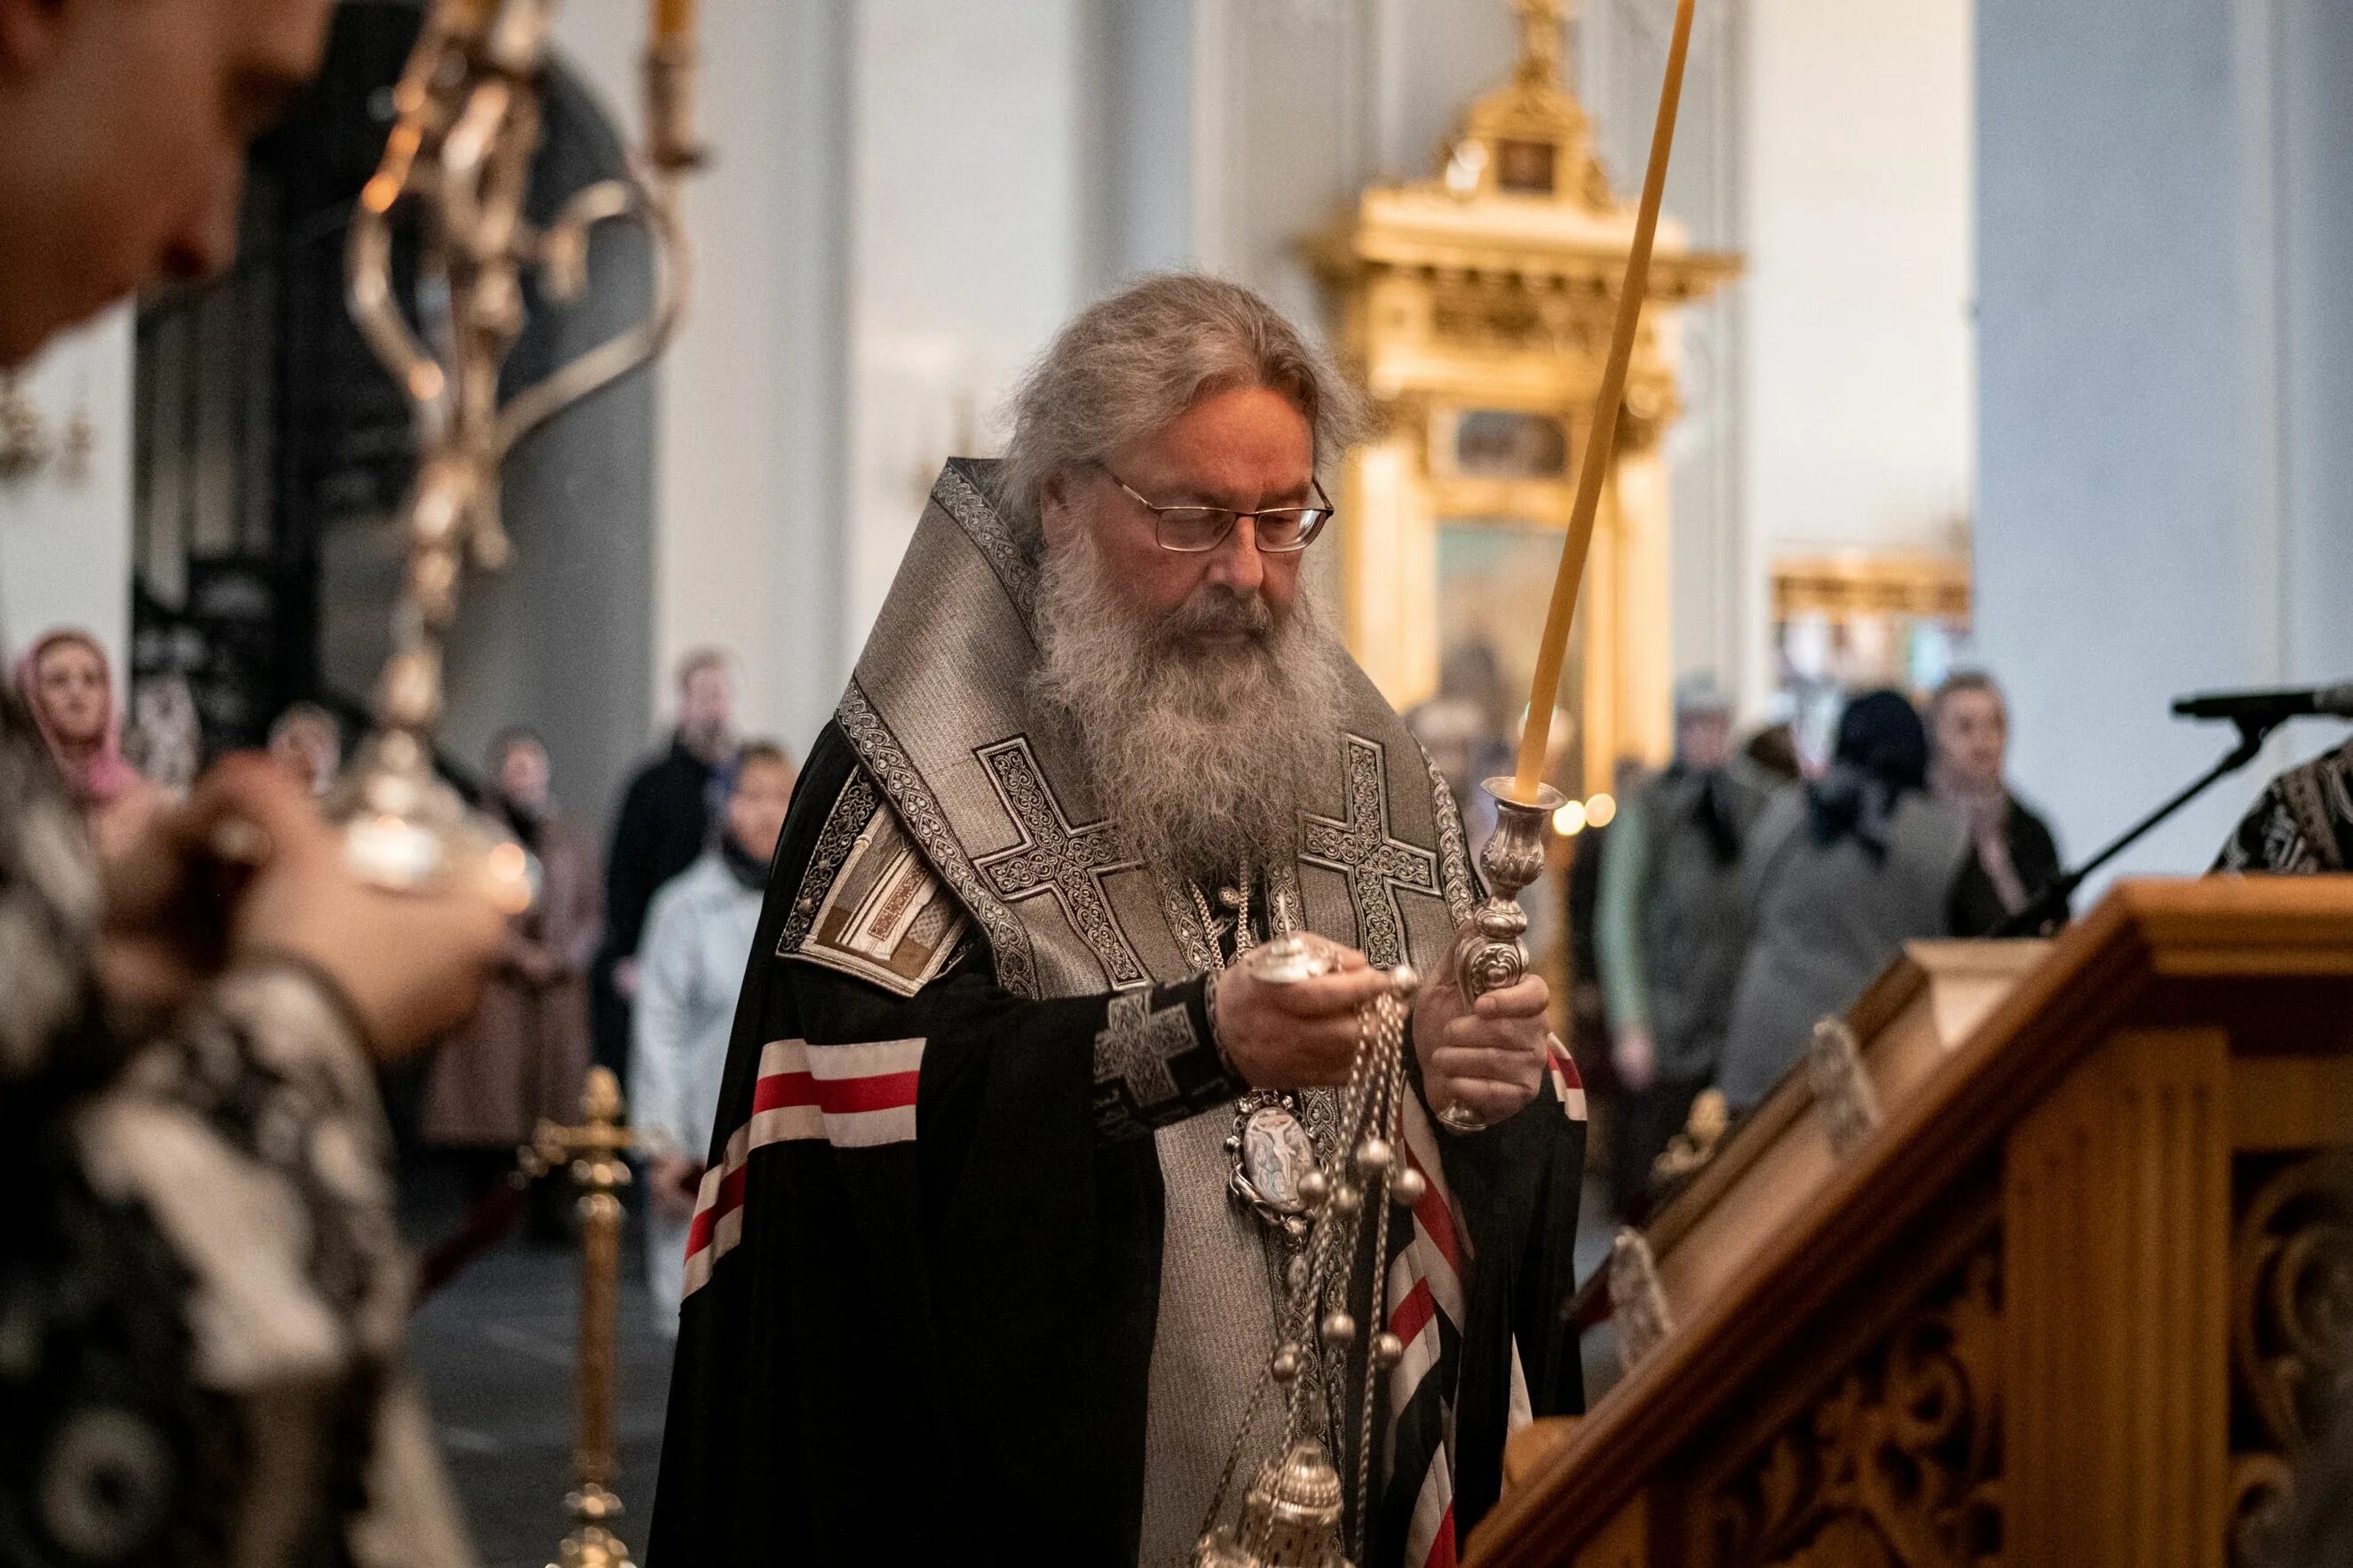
[
  {"x1": 1716, "y1": 787, "x2": 1969, "y2": 1109},
  {"x1": 1596, "y1": 763, "x2": 1774, "y2": 1083}
]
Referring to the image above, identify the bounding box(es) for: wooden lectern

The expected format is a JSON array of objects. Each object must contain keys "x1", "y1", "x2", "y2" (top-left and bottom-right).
[{"x1": 1472, "y1": 877, "x2": 2353, "y2": 1566}]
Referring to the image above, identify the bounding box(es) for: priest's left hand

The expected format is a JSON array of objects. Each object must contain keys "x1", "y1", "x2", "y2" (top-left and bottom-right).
[{"x1": 1412, "y1": 970, "x2": 1551, "y2": 1128}]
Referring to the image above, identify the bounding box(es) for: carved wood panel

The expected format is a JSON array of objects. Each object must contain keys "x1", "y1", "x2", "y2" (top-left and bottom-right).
[
  {"x1": 1693, "y1": 1246, "x2": 2001, "y2": 1568},
  {"x1": 2228, "y1": 1151, "x2": 2353, "y2": 1564}
]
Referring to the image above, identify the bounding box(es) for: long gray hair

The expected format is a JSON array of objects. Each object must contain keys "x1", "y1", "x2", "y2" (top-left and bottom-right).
[{"x1": 996, "y1": 273, "x2": 1370, "y2": 546}]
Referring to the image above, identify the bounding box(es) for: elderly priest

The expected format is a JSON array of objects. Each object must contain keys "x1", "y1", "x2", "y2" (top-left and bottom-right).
[{"x1": 649, "y1": 276, "x2": 1588, "y2": 1568}]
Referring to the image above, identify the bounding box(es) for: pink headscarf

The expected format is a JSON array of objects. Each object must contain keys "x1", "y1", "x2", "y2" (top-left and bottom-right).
[{"x1": 15, "y1": 628, "x2": 142, "y2": 809}]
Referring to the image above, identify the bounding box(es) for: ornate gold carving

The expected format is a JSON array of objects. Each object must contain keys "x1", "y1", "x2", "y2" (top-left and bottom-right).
[
  {"x1": 1771, "y1": 555, "x2": 1971, "y2": 623},
  {"x1": 1806, "y1": 1018, "x2": 1883, "y2": 1159},
  {"x1": 1307, "y1": 1, "x2": 1738, "y2": 783},
  {"x1": 2229, "y1": 1152, "x2": 2353, "y2": 1564},
  {"x1": 1701, "y1": 1247, "x2": 2001, "y2": 1568},
  {"x1": 1609, "y1": 1227, "x2": 1676, "y2": 1374},
  {"x1": 1653, "y1": 1086, "x2": 1730, "y2": 1183}
]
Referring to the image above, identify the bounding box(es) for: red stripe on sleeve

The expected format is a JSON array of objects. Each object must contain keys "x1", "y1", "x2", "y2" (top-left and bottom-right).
[
  {"x1": 686, "y1": 1164, "x2": 748, "y2": 1255},
  {"x1": 812, "y1": 1069, "x2": 923, "y2": 1115},
  {"x1": 753, "y1": 1070, "x2": 820, "y2": 1113}
]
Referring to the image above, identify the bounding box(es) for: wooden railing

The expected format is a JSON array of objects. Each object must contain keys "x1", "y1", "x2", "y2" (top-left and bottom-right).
[{"x1": 1471, "y1": 877, "x2": 2353, "y2": 1568}]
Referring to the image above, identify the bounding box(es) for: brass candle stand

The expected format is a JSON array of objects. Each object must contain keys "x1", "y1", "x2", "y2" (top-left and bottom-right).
[
  {"x1": 1437, "y1": 776, "x2": 1565, "y2": 1131},
  {"x1": 337, "y1": 0, "x2": 701, "y2": 909},
  {"x1": 523, "y1": 1066, "x2": 638, "y2": 1568}
]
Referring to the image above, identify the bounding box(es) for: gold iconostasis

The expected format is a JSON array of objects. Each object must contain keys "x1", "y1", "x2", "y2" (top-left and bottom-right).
[{"x1": 1311, "y1": 2, "x2": 1736, "y2": 802}]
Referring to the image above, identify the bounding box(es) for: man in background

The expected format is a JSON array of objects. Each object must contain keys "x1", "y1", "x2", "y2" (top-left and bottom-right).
[
  {"x1": 595, "y1": 646, "x2": 737, "y2": 1075},
  {"x1": 630, "y1": 740, "x2": 795, "y2": 1336},
  {"x1": 1594, "y1": 673, "x2": 1771, "y2": 1214}
]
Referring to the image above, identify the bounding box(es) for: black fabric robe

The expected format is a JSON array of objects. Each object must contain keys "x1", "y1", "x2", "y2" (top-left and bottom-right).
[{"x1": 647, "y1": 721, "x2": 1586, "y2": 1566}]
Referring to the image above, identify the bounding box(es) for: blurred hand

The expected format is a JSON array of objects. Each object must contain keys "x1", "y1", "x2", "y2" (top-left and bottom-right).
[
  {"x1": 98, "y1": 786, "x2": 236, "y2": 1014},
  {"x1": 1211, "y1": 941, "x2": 1397, "y2": 1089},
  {"x1": 194, "y1": 755, "x2": 507, "y2": 1057},
  {"x1": 1414, "y1": 969, "x2": 1550, "y2": 1128},
  {"x1": 613, "y1": 957, "x2": 640, "y2": 1000},
  {"x1": 1612, "y1": 1022, "x2": 1657, "y2": 1094},
  {"x1": 649, "y1": 1155, "x2": 703, "y2": 1222}
]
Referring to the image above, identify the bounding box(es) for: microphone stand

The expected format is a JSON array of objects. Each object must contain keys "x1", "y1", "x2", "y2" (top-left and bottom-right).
[{"x1": 1993, "y1": 713, "x2": 2285, "y2": 937}]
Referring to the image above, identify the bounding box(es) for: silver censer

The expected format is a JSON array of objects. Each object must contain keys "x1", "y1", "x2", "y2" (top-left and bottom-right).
[{"x1": 1437, "y1": 775, "x2": 1565, "y2": 1132}]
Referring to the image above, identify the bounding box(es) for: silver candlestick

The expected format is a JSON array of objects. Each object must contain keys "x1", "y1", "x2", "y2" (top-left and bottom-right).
[{"x1": 1438, "y1": 776, "x2": 1565, "y2": 1132}]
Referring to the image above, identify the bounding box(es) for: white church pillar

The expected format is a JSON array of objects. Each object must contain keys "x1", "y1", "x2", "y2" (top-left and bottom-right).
[{"x1": 1977, "y1": 0, "x2": 2353, "y2": 884}]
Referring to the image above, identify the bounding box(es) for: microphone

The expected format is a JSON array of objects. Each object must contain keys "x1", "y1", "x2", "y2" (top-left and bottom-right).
[{"x1": 2172, "y1": 683, "x2": 2353, "y2": 725}]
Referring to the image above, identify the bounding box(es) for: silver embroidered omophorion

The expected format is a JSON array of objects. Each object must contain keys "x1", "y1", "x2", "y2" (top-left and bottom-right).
[{"x1": 1193, "y1": 936, "x2": 1422, "y2": 1568}]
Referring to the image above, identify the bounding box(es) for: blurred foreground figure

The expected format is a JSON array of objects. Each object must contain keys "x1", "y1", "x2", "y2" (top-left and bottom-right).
[
  {"x1": 0, "y1": 3, "x2": 505, "y2": 1562},
  {"x1": 630, "y1": 740, "x2": 794, "y2": 1336},
  {"x1": 652, "y1": 277, "x2": 1586, "y2": 1567}
]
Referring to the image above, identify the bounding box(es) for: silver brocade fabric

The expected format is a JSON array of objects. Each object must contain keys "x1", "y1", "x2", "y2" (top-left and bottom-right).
[
  {"x1": 834, "y1": 460, "x2": 1481, "y2": 1567},
  {"x1": 836, "y1": 459, "x2": 1477, "y2": 999}
]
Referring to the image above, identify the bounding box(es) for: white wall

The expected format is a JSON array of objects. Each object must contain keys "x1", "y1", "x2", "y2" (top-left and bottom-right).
[
  {"x1": 554, "y1": 2, "x2": 853, "y2": 766},
  {"x1": 1744, "y1": 0, "x2": 1974, "y2": 568},
  {"x1": 1977, "y1": 0, "x2": 2353, "y2": 886},
  {"x1": 844, "y1": 0, "x2": 1087, "y2": 640},
  {"x1": 0, "y1": 310, "x2": 132, "y2": 673},
  {"x1": 1582, "y1": 0, "x2": 1752, "y2": 703}
]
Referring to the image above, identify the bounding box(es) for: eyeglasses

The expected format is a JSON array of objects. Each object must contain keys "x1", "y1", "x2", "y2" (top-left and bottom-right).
[{"x1": 1097, "y1": 463, "x2": 1336, "y2": 554}]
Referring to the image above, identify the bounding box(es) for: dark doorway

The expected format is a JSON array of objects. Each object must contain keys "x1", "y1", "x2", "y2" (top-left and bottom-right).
[{"x1": 131, "y1": 0, "x2": 657, "y2": 821}]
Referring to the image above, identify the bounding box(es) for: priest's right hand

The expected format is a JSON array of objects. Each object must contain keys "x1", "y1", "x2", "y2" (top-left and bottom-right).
[{"x1": 1211, "y1": 945, "x2": 1398, "y2": 1089}]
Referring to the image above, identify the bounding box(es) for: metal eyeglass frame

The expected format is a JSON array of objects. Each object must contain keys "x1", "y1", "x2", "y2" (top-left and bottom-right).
[{"x1": 1097, "y1": 463, "x2": 1337, "y2": 554}]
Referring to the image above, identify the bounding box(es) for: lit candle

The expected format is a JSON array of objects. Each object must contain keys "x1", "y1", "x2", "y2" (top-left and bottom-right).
[
  {"x1": 652, "y1": 0, "x2": 695, "y2": 48},
  {"x1": 1510, "y1": 0, "x2": 1695, "y2": 802}
]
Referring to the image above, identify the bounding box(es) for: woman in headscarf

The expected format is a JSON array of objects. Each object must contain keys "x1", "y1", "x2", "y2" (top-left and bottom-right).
[
  {"x1": 1715, "y1": 689, "x2": 1971, "y2": 1109},
  {"x1": 421, "y1": 728, "x2": 603, "y2": 1197},
  {"x1": 14, "y1": 627, "x2": 157, "y2": 852}
]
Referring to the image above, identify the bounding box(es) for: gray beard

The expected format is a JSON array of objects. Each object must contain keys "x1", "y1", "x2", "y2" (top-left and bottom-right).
[{"x1": 1030, "y1": 534, "x2": 1347, "y2": 890}]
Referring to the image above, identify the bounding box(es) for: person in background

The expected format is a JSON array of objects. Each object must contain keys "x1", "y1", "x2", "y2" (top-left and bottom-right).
[
  {"x1": 594, "y1": 646, "x2": 737, "y2": 1076},
  {"x1": 0, "y1": 1, "x2": 508, "y2": 1557},
  {"x1": 1407, "y1": 640, "x2": 1517, "y2": 848},
  {"x1": 1717, "y1": 690, "x2": 1969, "y2": 1111},
  {"x1": 1931, "y1": 671, "x2": 2064, "y2": 934},
  {"x1": 422, "y1": 728, "x2": 602, "y2": 1201},
  {"x1": 268, "y1": 699, "x2": 343, "y2": 796},
  {"x1": 1563, "y1": 755, "x2": 1644, "y2": 1202},
  {"x1": 15, "y1": 626, "x2": 156, "y2": 852},
  {"x1": 125, "y1": 669, "x2": 203, "y2": 792},
  {"x1": 1594, "y1": 674, "x2": 1773, "y2": 1213},
  {"x1": 1741, "y1": 718, "x2": 1803, "y2": 785},
  {"x1": 630, "y1": 740, "x2": 796, "y2": 1335}
]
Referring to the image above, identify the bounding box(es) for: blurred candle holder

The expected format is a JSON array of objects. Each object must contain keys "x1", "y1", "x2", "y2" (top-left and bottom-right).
[{"x1": 336, "y1": 0, "x2": 701, "y2": 911}]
